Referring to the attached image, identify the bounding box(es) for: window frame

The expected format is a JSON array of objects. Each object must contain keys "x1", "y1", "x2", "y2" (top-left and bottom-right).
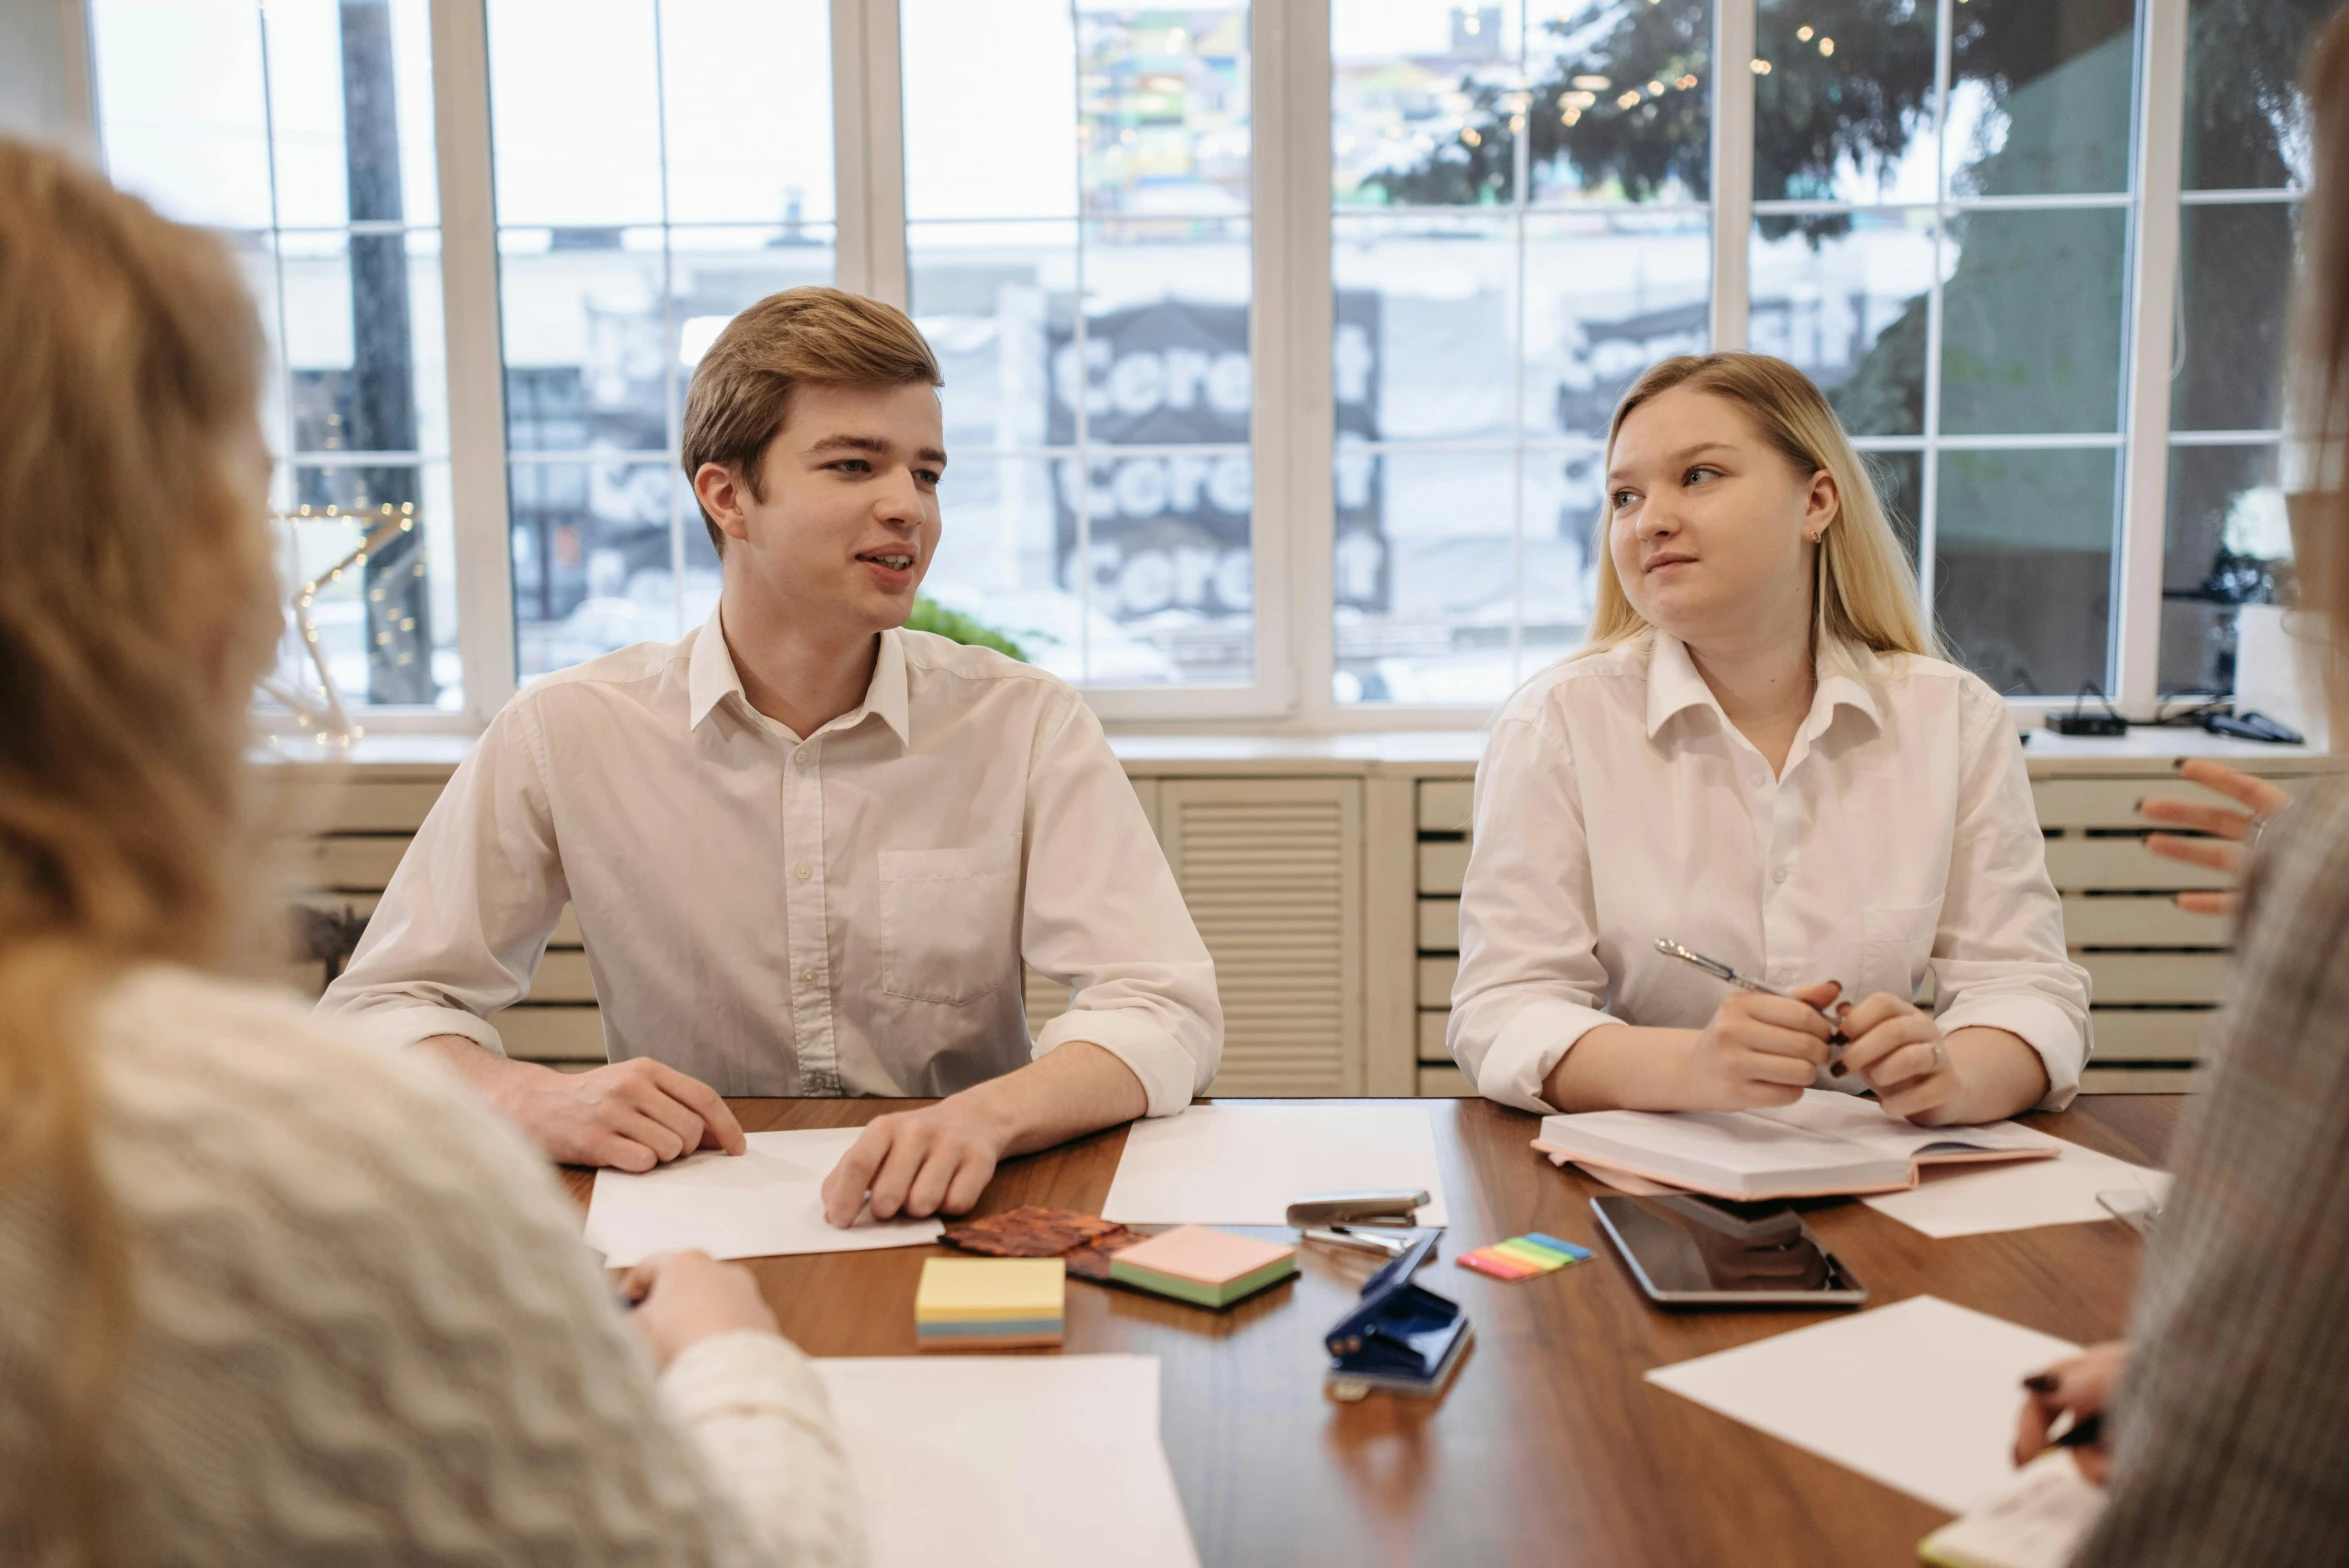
[{"x1": 84, "y1": 0, "x2": 2214, "y2": 733}]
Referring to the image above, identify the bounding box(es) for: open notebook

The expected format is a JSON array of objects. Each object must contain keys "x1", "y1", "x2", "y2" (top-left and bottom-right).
[{"x1": 1532, "y1": 1089, "x2": 2060, "y2": 1202}]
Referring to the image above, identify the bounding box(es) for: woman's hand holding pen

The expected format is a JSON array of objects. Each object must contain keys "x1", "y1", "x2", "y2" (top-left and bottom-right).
[
  {"x1": 1832, "y1": 992, "x2": 1961, "y2": 1120},
  {"x1": 2013, "y1": 1341, "x2": 2127, "y2": 1486},
  {"x1": 1676, "y1": 982, "x2": 1844, "y2": 1111}
]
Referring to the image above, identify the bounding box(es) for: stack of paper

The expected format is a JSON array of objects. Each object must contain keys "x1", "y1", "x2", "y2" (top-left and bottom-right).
[
  {"x1": 1533, "y1": 1091, "x2": 2060, "y2": 1202},
  {"x1": 1919, "y1": 1452, "x2": 2108, "y2": 1568},
  {"x1": 1102, "y1": 1103, "x2": 1450, "y2": 1226},
  {"x1": 1108, "y1": 1225, "x2": 1297, "y2": 1308},
  {"x1": 1862, "y1": 1141, "x2": 2172, "y2": 1239},
  {"x1": 915, "y1": 1257, "x2": 1066, "y2": 1350},
  {"x1": 813, "y1": 1355, "x2": 1199, "y2": 1568}
]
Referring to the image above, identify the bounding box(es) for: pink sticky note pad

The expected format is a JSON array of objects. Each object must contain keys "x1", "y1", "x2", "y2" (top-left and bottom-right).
[{"x1": 1112, "y1": 1225, "x2": 1296, "y2": 1287}]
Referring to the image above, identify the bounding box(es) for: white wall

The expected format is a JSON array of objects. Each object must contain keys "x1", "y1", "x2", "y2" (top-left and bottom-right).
[{"x1": 0, "y1": 0, "x2": 94, "y2": 157}]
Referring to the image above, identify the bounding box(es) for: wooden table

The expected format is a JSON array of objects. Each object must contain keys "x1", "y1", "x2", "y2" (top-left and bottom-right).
[{"x1": 564, "y1": 1095, "x2": 2179, "y2": 1568}]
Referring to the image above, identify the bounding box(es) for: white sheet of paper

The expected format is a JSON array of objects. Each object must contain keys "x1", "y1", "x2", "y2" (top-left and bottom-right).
[
  {"x1": 1645, "y1": 1295, "x2": 2079, "y2": 1515},
  {"x1": 581, "y1": 1128, "x2": 941, "y2": 1266},
  {"x1": 1100, "y1": 1103, "x2": 1449, "y2": 1226},
  {"x1": 814, "y1": 1354, "x2": 1199, "y2": 1568},
  {"x1": 1863, "y1": 1138, "x2": 2172, "y2": 1239}
]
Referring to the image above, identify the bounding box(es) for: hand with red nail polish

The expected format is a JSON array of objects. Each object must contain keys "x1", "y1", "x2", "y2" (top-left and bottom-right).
[{"x1": 2013, "y1": 1341, "x2": 2128, "y2": 1484}]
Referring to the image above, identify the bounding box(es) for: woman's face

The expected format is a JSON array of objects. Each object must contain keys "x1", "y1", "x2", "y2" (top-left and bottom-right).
[{"x1": 1605, "y1": 385, "x2": 1837, "y2": 649}]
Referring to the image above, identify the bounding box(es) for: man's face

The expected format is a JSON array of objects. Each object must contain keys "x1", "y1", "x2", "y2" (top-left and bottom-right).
[{"x1": 698, "y1": 380, "x2": 946, "y2": 639}]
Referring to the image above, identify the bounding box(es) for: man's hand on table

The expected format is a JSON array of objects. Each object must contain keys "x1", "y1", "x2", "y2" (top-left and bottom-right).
[
  {"x1": 820, "y1": 1040, "x2": 1151, "y2": 1227},
  {"x1": 416, "y1": 1035, "x2": 746, "y2": 1171}
]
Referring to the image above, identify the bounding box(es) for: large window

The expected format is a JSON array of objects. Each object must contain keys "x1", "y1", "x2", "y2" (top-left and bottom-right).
[
  {"x1": 73, "y1": 0, "x2": 2344, "y2": 728},
  {"x1": 904, "y1": 2, "x2": 1256, "y2": 689},
  {"x1": 90, "y1": 0, "x2": 460, "y2": 714},
  {"x1": 2160, "y1": 0, "x2": 2330, "y2": 697},
  {"x1": 1331, "y1": 2, "x2": 1714, "y2": 706},
  {"x1": 1749, "y1": 0, "x2": 2141, "y2": 698},
  {"x1": 484, "y1": 0, "x2": 835, "y2": 677}
]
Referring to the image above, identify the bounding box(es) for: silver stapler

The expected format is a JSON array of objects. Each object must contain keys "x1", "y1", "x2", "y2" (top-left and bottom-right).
[{"x1": 1288, "y1": 1189, "x2": 1430, "y2": 1257}]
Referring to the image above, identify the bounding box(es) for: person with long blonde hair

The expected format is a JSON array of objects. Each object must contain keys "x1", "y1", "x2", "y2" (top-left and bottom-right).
[
  {"x1": 2010, "y1": 12, "x2": 2349, "y2": 1557},
  {"x1": 1448, "y1": 352, "x2": 2087, "y2": 1126},
  {"x1": 0, "y1": 139, "x2": 861, "y2": 1566}
]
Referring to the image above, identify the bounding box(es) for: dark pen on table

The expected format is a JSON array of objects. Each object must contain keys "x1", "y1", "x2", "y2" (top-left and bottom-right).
[{"x1": 1654, "y1": 938, "x2": 1850, "y2": 1072}]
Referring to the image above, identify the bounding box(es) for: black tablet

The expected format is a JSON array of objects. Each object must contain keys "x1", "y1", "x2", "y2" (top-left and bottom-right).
[{"x1": 1591, "y1": 1194, "x2": 1868, "y2": 1309}]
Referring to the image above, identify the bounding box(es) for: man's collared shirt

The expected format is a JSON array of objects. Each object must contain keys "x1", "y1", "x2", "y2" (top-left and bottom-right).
[
  {"x1": 1448, "y1": 629, "x2": 2091, "y2": 1114},
  {"x1": 319, "y1": 608, "x2": 1222, "y2": 1116}
]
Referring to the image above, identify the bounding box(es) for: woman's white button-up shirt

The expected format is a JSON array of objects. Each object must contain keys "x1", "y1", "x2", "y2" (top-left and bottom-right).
[{"x1": 1448, "y1": 630, "x2": 2090, "y2": 1114}]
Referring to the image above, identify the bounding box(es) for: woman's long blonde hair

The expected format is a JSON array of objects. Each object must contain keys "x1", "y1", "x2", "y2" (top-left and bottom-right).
[
  {"x1": 1585, "y1": 353, "x2": 1946, "y2": 667},
  {"x1": 0, "y1": 139, "x2": 279, "y2": 1560}
]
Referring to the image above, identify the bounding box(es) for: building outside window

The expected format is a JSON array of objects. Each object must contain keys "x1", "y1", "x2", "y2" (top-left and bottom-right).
[
  {"x1": 904, "y1": 2, "x2": 1257, "y2": 690},
  {"x1": 1331, "y1": 0, "x2": 1714, "y2": 706},
  {"x1": 2160, "y1": 0, "x2": 2328, "y2": 698},
  {"x1": 483, "y1": 0, "x2": 835, "y2": 678}
]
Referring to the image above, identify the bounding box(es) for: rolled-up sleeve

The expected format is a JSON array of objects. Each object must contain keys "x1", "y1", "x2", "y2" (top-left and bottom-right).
[
  {"x1": 1449, "y1": 705, "x2": 1620, "y2": 1113},
  {"x1": 316, "y1": 699, "x2": 572, "y2": 1056},
  {"x1": 1021, "y1": 695, "x2": 1221, "y2": 1116},
  {"x1": 1930, "y1": 685, "x2": 2093, "y2": 1109}
]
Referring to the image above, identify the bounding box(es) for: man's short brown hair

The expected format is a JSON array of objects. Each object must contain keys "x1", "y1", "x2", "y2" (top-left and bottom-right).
[{"x1": 681, "y1": 286, "x2": 943, "y2": 553}]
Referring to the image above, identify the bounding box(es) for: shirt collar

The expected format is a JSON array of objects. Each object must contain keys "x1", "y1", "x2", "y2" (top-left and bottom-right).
[
  {"x1": 1643, "y1": 630, "x2": 1884, "y2": 743},
  {"x1": 686, "y1": 602, "x2": 913, "y2": 747}
]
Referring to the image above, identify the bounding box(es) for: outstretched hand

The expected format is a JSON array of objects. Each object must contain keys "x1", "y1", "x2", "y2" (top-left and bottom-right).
[{"x1": 2139, "y1": 758, "x2": 2290, "y2": 916}]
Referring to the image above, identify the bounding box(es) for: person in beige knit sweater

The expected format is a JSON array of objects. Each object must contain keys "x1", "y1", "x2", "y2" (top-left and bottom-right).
[{"x1": 0, "y1": 139, "x2": 864, "y2": 1566}]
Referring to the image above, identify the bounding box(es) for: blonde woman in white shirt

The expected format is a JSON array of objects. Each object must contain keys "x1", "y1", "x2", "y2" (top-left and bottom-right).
[{"x1": 1450, "y1": 353, "x2": 2088, "y2": 1126}]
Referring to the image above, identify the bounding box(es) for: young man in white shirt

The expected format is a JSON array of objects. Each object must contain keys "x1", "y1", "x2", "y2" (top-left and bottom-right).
[{"x1": 320, "y1": 287, "x2": 1221, "y2": 1224}]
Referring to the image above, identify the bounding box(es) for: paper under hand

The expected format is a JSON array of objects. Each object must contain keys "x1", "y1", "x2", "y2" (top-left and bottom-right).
[
  {"x1": 1645, "y1": 1295, "x2": 2080, "y2": 1515},
  {"x1": 582, "y1": 1127, "x2": 942, "y2": 1266}
]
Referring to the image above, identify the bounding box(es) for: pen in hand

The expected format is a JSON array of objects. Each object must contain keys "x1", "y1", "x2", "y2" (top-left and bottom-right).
[{"x1": 1654, "y1": 938, "x2": 1849, "y2": 1066}]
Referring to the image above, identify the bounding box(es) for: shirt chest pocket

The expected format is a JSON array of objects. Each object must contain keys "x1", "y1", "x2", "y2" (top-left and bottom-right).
[
  {"x1": 878, "y1": 839, "x2": 1023, "y2": 1005},
  {"x1": 1860, "y1": 899, "x2": 1941, "y2": 1003}
]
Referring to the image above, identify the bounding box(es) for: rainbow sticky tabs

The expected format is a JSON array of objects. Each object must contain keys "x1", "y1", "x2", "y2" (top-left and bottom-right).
[
  {"x1": 1459, "y1": 1247, "x2": 1540, "y2": 1281},
  {"x1": 1459, "y1": 1233, "x2": 1595, "y2": 1282},
  {"x1": 1523, "y1": 1233, "x2": 1594, "y2": 1263},
  {"x1": 1493, "y1": 1239, "x2": 1572, "y2": 1272}
]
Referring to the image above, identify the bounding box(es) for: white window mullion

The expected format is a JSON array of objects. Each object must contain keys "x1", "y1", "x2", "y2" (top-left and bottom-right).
[
  {"x1": 2115, "y1": 0, "x2": 2187, "y2": 711},
  {"x1": 1275, "y1": 0, "x2": 1333, "y2": 724},
  {"x1": 1709, "y1": 0, "x2": 1756, "y2": 350},
  {"x1": 834, "y1": 0, "x2": 907, "y2": 306},
  {"x1": 429, "y1": 0, "x2": 515, "y2": 725}
]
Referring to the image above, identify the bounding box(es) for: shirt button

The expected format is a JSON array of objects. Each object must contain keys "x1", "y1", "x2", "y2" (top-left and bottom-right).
[
  {"x1": 793, "y1": 747, "x2": 810, "y2": 766},
  {"x1": 794, "y1": 863, "x2": 812, "y2": 879},
  {"x1": 1772, "y1": 867, "x2": 1789, "y2": 884},
  {"x1": 799, "y1": 967, "x2": 818, "y2": 985}
]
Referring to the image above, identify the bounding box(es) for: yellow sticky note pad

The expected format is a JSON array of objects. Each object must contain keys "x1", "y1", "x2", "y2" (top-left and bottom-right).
[{"x1": 915, "y1": 1257, "x2": 1067, "y2": 1323}]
